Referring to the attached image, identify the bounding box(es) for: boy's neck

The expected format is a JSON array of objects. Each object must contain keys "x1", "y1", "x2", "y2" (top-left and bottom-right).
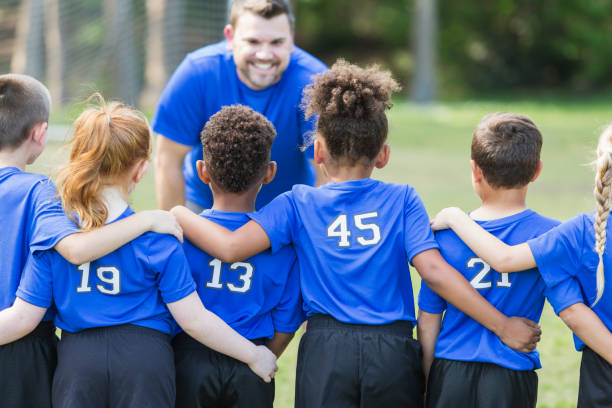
[
  {"x1": 0, "y1": 147, "x2": 29, "y2": 171},
  {"x1": 324, "y1": 163, "x2": 374, "y2": 183},
  {"x1": 470, "y1": 186, "x2": 529, "y2": 221},
  {"x1": 210, "y1": 185, "x2": 259, "y2": 213}
]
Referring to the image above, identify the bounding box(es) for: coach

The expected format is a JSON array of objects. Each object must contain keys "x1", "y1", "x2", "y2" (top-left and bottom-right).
[{"x1": 152, "y1": 0, "x2": 327, "y2": 212}]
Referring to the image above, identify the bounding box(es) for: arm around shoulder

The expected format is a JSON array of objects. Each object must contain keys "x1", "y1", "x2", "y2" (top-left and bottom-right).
[
  {"x1": 54, "y1": 209, "x2": 183, "y2": 265},
  {"x1": 172, "y1": 205, "x2": 271, "y2": 262},
  {"x1": 431, "y1": 207, "x2": 536, "y2": 272}
]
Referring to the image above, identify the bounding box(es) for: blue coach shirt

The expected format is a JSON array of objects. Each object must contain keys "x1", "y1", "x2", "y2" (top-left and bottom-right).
[
  {"x1": 152, "y1": 42, "x2": 327, "y2": 210},
  {"x1": 181, "y1": 210, "x2": 303, "y2": 340},
  {"x1": 0, "y1": 167, "x2": 78, "y2": 321},
  {"x1": 17, "y1": 207, "x2": 196, "y2": 334},
  {"x1": 528, "y1": 212, "x2": 612, "y2": 352},
  {"x1": 250, "y1": 178, "x2": 438, "y2": 325},
  {"x1": 419, "y1": 210, "x2": 560, "y2": 370}
]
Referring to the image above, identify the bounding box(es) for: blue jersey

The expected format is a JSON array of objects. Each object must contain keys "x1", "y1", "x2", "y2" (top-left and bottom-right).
[
  {"x1": 16, "y1": 207, "x2": 196, "y2": 334},
  {"x1": 528, "y1": 212, "x2": 612, "y2": 352},
  {"x1": 181, "y1": 210, "x2": 303, "y2": 340},
  {"x1": 0, "y1": 167, "x2": 78, "y2": 321},
  {"x1": 419, "y1": 210, "x2": 560, "y2": 370},
  {"x1": 152, "y1": 41, "x2": 327, "y2": 209},
  {"x1": 249, "y1": 178, "x2": 438, "y2": 325}
]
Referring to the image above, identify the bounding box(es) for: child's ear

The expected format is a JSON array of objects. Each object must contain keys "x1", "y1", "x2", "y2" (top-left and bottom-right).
[
  {"x1": 531, "y1": 160, "x2": 543, "y2": 182},
  {"x1": 470, "y1": 160, "x2": 483, "y2": 183},
  {"x1": 224, "y1": 24, "x2": 234, "y2": 48},
  {"x1": 132, "y1": 160, "x2": 149, "y2": 183},
  {"x1": 374, "y1": 144, "x2": 390, "y2": 169},
  {"x1": 314, "y1": 138, "x2": 324, "y2": 164},
  {"x1": 263, "y1": 161, "x2": 277, "y2": 185},
  {"x1": 31, "y1": 122, "x2": 48, "y2": 146},
  {"x1": 196, "y1": 160, "x2": 212, "y2": 184}
]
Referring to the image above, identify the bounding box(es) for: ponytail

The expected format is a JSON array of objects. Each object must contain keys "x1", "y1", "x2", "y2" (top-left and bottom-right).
[
  {"x1": 56, "y1": 94, "x2": 151, "y2": 230},
  {"x1": 592, "y1": 125, "x2": 612, "y2": 306}
]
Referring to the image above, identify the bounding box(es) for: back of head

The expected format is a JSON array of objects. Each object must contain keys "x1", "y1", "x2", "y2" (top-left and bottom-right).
[
  {"x1": 471, "y1": 112, "x2": 542, "y2": 189},
  {"x1": 229, "y1": 0, "x2": 294, "y2": 31},
  {"x1": 201, "y1": 105, "x2": 276, "y2": 193},
  {"x1": 57, "y1": 94, "x2": 151, "y2": 230},
  {"x1": 0, "y1": 74, "x2": 50, "y2": 150},
  {"x1": 303, "y1": 59, "x2": 400, "y2": 167}
]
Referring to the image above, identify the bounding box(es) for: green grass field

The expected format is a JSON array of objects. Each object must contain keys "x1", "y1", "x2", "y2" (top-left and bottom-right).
[{"x1": 35, "y1": 97, "x2": 612, "y2": 407}]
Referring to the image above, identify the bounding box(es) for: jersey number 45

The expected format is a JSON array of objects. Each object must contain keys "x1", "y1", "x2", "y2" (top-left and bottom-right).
[{"x1": 327, "y1": 212, "x2": 381, "y2": 248}]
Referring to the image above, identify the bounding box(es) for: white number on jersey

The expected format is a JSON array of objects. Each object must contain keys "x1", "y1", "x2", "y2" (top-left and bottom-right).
[
  {"x1": 467, "y1": 257, "x2": 511, "y2": 289},
  {"x1": 76, "y1": 262, "x2": 121, "y2": 295},
  {"x1": 206, "y1": 258, "x2": 253, "y2": 293},
  {"x1": 327, "y1": 212, "x2": 381, "y2": 248}
]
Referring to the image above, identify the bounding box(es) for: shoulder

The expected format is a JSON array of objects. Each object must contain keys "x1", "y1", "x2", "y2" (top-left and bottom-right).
[
  {"x1": 177, "y1": 41, "x2": 232, "y2": 78},
  {"x1": 286, "y1": 46, "x2": 327, "y2": 83},
  {"x1": 523, "y1": 211, "x2": 563, "y2": 232}
]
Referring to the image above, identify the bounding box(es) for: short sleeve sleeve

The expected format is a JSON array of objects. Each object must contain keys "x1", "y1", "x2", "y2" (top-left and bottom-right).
[
  {"x1": 528, "y1": 215, "x2": 585, "y2": 288},
  {"x1": 271, "y1": 253, "x2": 305, "y2": 333},
  {"x1": 29, "y1": 180, "x2": 79, "y2": 253},
  {"x1": 418, "y1": 280, "x2": 447, "y2": 314},
  {"x1": 249, "y1": 192, "x2": 298, "y2": 254},
  {"x1": 16, "y1": 251, "x2": 54, "y2": 308},
  {"x1": 528, "y1": 215, "x2": 590, "y2": 312},
  {"x1": 404, "y1": 188, "x2": 439, "y2": 264},
  {"x1": 152, "y1": 57, "x2": 207, "y2": 147},
  {"x1": 148, "y1": 236, "x2": 197, "y2": 304}
]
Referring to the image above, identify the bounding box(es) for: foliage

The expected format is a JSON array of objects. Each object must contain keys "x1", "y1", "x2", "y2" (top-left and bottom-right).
[{"x1": 438, "y1": 0, "x2": 612, "y2": 94}]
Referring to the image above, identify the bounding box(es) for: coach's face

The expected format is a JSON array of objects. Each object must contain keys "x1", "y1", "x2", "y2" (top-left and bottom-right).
[{"x1": 225, "y1": 12, "x2": 294, "y2": 90}]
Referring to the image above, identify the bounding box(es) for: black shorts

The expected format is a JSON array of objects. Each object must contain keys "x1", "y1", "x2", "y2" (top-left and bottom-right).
[
  {"x1": 173, "y1": 332, "x2": 274, "y2": 408},
  {"x1": 578, "y1": 347, "x2": 612, "y2": 408},
  {"x1": 0, "y1": 321, "x2": 57, "y2": 408},
  {"x1": 295, "y1": 314, "x2": 423, "y2": 408},
  {"x1": 52, "y1": 324, "x2": 175, "y2": 408},
  {"x1": 426, "y1": 358, "x2": 538, "y2": 408}
]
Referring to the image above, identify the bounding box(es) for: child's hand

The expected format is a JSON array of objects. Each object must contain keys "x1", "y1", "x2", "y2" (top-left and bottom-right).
[
  {"x1": 141, "y1": 210, "x2": 184, "y2": 242},
  {"x1": 497, "y1": 316, "x2": 541, "y2": 353},
  {"x1": 248, "y1": 345, "x2": 278, "y2": 383},
  {"x1": 430, "y1": 207, "x2": 464, "y2": 231}
]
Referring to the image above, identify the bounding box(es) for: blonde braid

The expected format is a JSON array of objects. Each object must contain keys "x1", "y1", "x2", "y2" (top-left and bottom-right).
[{"x1": 592, "y1": 140, "x2": 612, "y2": 306}]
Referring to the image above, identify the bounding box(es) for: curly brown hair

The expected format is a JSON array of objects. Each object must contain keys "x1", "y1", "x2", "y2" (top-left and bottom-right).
[
  {"x1": 201, "y1": 105, "x2": 276, "y2": 193},
  {"x1": 303, "y1": 59, "x2": 400, "y2": 166},
  {"x1": 471, "y1": 112, "x2": 542, "y2": 189}
]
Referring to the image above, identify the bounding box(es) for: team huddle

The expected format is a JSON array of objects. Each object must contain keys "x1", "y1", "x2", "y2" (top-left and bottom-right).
[{"x1": 1, "y1": 1, "x2": 612, "y2": 408}]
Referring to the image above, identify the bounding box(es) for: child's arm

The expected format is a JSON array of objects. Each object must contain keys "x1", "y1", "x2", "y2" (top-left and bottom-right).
[
  {"x1": 417, "y1": 310, "x2": 442, "y2": 381},
  {"x1": 54, "y1": 210, "x2": 183, "y2": 265},
  {"x1": 413, "y1": 249, "x2": 540, "y2": 353},
  {"x1": 267, "y1": 332, "x2": 295, "y2": 358},
  {"x1": 172, "y1": 205, "x2": 270, "y2": 262},
  {"x1": 167, "y1": 291, "x2": 278, "y2": 382},
  {"x1": 559, "y1": 303, "x2": 612, "y2": 364},
  {"x1": 0, "y1": 298, "x2": 47, "y2": 345},
  {"x1": 430, "y1": 207, "x2": 536, "y2": 273}
]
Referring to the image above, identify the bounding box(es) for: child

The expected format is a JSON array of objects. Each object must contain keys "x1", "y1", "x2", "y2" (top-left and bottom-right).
[
  {"x1": 418, "y1": 113, "x2": 563, "y2": 408},
  {"x1": 172, "y1": 60, "x2": 542, "y2": 407},
  {"x1": 0, "y1": 74, "x2": 182, "y2": 408},
  {"x1": 430, "y1": 124, "x2": 612, "y2": 407},
  {"x1": 174, "y1": 104, "x2": 303, "y2": 408},
  {"x1": 0, "y1": 97, "x2": 277, "y2": 408}
]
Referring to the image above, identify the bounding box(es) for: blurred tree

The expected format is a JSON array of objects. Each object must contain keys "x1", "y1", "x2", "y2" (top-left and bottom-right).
[
  {"x1": 438, "y1": 0, "x2": 612, "y2": 93},
  {"x1": 140, "y1": 0, "x2": 167, "y2": 108}
]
